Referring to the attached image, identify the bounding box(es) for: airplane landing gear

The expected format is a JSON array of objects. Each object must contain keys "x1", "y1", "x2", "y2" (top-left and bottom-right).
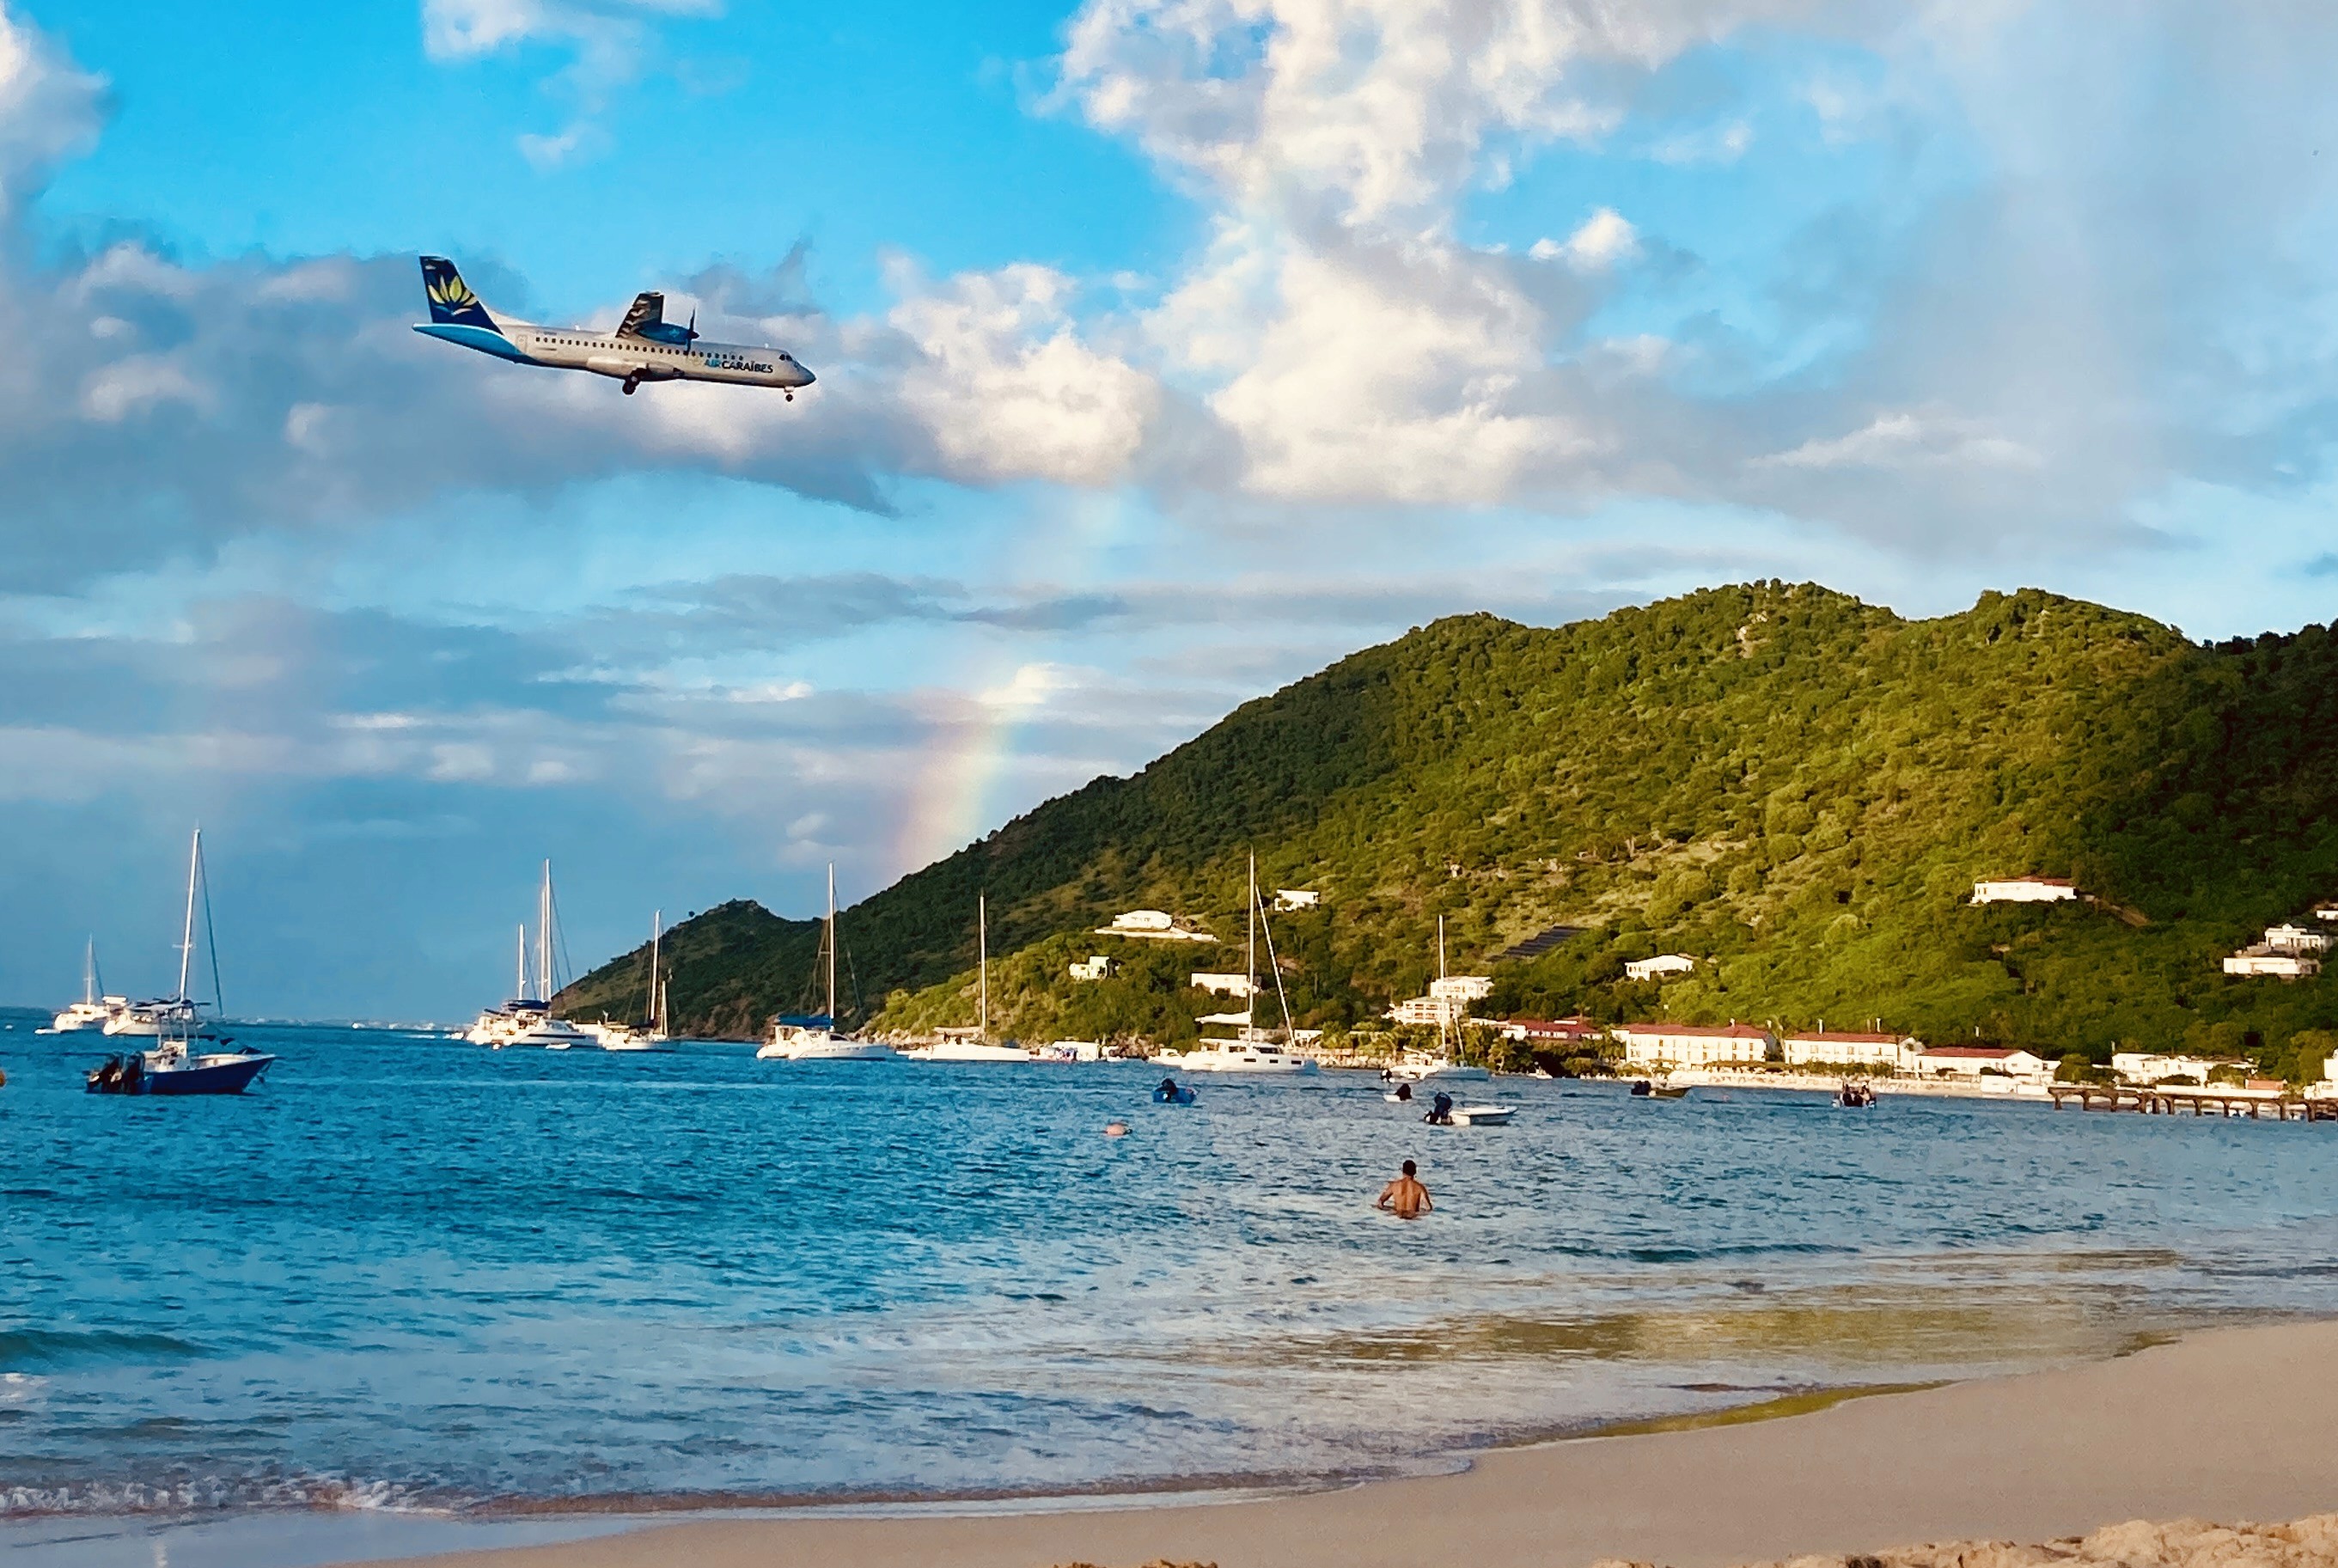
[
  {"x1": 623, "y1": 373, "x2": 641, "y2": 395},
  {"x1": 784, "y1": 391, "x2": 794, "y2": 401}
]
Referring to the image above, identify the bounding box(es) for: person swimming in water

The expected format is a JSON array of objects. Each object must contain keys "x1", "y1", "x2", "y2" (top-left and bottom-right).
[{"x1": 1376, "y1": 1159, "x2": 1432, "y2": 1219}]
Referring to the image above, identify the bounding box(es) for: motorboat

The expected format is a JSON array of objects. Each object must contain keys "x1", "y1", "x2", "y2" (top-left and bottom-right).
[
  {"x1": 1836, "y1": 1079, "x2": 1877, "y2": 1108},
  {"x1": 1040, "y1": 1039, "x2": 1103, "y2": 1063},
  {"x1": 86, "y1": 831, "x2": 276, "y2": 1097},
  {"x1": 1448, "y1": 1104, "x2": 1516, "y2": 1126},
  {"x1": 510, "y1": 1014, "x2": 595, "y2": 1050},
  {"x1": 760, "y1": 865, "x2": 900, "y2": 1062}
]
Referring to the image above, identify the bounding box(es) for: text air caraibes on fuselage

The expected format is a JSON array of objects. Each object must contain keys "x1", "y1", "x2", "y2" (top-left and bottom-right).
[{"x1": 411, "y1": 256, "x2": 816, "y2": 400}]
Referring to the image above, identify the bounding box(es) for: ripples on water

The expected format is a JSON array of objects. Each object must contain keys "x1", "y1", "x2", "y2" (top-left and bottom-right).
[{"x1": 6, "y1": 1020, "x2": 2338, "y2": 1519}]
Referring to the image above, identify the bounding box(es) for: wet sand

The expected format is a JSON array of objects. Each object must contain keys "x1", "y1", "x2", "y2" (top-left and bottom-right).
[{"x1": 347, "y1": 1318, "x2": 2338, "y2": 1568}]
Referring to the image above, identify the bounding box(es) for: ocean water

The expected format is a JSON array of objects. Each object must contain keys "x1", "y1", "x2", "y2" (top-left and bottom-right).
[{"x1": 9, "y1": 1020, "x2": 2338, "y2": 1542}]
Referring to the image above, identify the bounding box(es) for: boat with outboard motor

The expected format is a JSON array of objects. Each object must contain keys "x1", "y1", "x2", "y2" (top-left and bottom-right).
[
  {"x1": 86, "y1": 830, "x2": 275, "y2": 1096},
  {"x1": 760, "y1": 865, "x2": 899, "y2": 1061}
]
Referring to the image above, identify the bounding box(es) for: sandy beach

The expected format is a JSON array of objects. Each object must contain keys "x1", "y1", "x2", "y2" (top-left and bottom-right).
[{"x1": 345, "y1": 1317, "x2": 2338, "y2": 1568}]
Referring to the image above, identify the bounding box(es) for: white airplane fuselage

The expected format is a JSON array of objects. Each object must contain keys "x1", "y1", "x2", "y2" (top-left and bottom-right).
[{"x1": 415, "y1": 318, "x2": 815, "y2": 394}]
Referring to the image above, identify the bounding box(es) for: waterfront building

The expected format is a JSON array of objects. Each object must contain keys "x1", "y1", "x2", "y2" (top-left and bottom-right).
[
  {"x1": 2113, "y1": 1052, "x2": 2245, "y2": 1085},
  {"x1": 1780, "y1": 1029, "x2": 1915, "y2": 1068},
  {"x1": 1273, "y1": 888, "x2": 1321, "y2": 911},
  {"x1": 1613, "y1": 1021, "x2": 1774, "y2": 1067},
  {"x1": 1499, "y1": 1015, "x2": 1605, "y2": 1047},
  {"x1": 1067, "y1": 955, "x2": 1117, "y2": 982},
  {"x1": 1096, "y1": 909, "x2": 1218, "y2": 942},
  {"x1": 1190, "y1": 972, "x2": 1256, "y2": 998},
  {"x1": 1623, "y1": 953, "x2": 1697, "y2": 981},
  {"x1": 1970, "y1": 877, "x2": 2078, "y2": 905},
  {"x1": 1911, "y1": 1045, "x2": 2051, "y2": 1082}
]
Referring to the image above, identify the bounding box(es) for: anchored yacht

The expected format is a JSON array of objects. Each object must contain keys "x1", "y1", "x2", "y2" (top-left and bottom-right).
[
  {"x1": 1165, "y1": 854, "x2": 1318, "y2": 1076},
  {"x1": 760, "y1": 866, "x2": 898, "y2": 1061}
]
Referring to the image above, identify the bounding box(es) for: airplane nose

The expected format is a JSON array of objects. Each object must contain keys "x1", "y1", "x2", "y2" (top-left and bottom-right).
[{"x1": 797, "y1": 365, "x2": 816, "y2": 387}]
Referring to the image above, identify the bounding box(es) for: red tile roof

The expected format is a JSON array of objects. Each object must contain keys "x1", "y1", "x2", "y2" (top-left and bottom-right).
[
  {"x1": 1784, "y1": 1031, "x2": 1902, "y2": 1044},
  {"x1": 1618, "y1": 1022, "x2": 1773, "y2": 1039}
]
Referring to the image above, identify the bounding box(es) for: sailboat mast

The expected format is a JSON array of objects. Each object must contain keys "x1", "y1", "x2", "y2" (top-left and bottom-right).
[
  {"x1": 1246, "y1": 853, "x2": 1257, "y2": 1037},
  {"x1": 175, "y1": 829, "x2": 200, "y2": 1002},
  {"x1": 825, "y1": 863, "x2": 837, "y2": 1025},
  {"x1": 537, "y1": 861, "x2": 552, "y2": 1004},
  {"x1": 515, "y1": 924, "x2": 527, "y2": 1000},
  {"x1": 83, "y1": 936, "x2": 96, "y2": 1006},
  {"x1": 1437, "y1": 914, "x2": 1448, "y2": 1057},
  {"x1": 648, "y1": 911, "x2": 662, "y2": 1029},
  {"x1": 979, "y1": 893, "x2": 988, "y2": 1037}
]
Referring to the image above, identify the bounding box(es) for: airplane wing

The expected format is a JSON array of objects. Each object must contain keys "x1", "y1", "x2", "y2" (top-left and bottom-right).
[{"x1": 617, "y1": 290, "x2": 664, "y2": 339}]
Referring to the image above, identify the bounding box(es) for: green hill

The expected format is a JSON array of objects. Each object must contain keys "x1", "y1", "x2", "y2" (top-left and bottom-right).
[{"x1": 560, "y1": 583, "x2": 2338, "y2": 1076}]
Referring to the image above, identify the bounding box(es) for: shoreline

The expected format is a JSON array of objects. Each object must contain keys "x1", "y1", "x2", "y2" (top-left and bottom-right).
[{"x1": 322, "y1": 1316, "x2": 2338, "y2": 1568}]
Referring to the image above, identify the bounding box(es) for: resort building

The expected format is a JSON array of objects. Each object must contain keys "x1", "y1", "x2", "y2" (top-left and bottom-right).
[
  {"x1": 1499, "y1": 1016, "x2": 1606, "y2": 1047},
  {"x1": 1623, "y1": 953, "x2": 1697, "y2": 981},
  {"x1": 1909, "y1": 1045, "x2": 2052, "y2": 1082},
  {"x1": 1429, "y1": 975, "x2": 1493, "y2": 1004},
  {"x1": 1190, "y1": 972, "x2": 1256, "y2": 998},
  {"x1": 1096, "y1": 909, "x2": 1217, "y2": 943},
  {"x1": 1067, "y1": 955, "x2": 1118, "y2": 982},
  {"x1": 2317, "y1": 907, "x2": 2338, "y2": 922},
  {"x1": 1779, "y1": 1030, "x2": 1916, "y2": 1068},
  {"x1": 2112, "y1": 1052, "x2": 2244, "y2": 1085},
  {"x1": 1613, "y1": 1022, "x2": 1775, "y2": 1067},
  {"x1": 1970, "y1": 877, "x2": 2078, "y2": 905},
  {"x1": 1273, "y1": 888, "x2": 1321, "y2": 911},
  {"x1": 2265, "y1": 924, "x2": 2330, "y2": 955},
  {"x1": 2225, "y1": 947, "x2": 2322, "y2": 978},
  {"x1": 1389, "y1": 995, "x2": 1466, "y2": 1027}
]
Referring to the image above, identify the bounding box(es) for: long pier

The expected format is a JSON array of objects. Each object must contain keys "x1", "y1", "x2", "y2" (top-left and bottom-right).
[{"x1": 2048, "y1": 1083, "x2": 2338, "y2": 1121}]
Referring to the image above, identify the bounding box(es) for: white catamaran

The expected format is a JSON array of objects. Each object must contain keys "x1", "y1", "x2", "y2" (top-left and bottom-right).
[
  {"x1": 48, "y1": 937, "x2": 119, "y2": 1034},
  {"x1": 1164, "y1": 855, "x2": 1317, "y2": 1075},
  {"x1": 760, "y1": 865, "x2": 897, "y2": 1061},
  {"x1": 466, "y1": 863, "x2": 594, "y2": 1048}
]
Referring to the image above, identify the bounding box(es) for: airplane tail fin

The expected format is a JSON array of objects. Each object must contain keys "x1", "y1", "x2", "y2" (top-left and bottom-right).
[{"x1": 419, "y1": 256, "x2": 499, "y2": 331}]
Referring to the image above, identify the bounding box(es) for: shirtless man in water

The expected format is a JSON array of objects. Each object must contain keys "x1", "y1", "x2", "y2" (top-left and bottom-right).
[{"x1": 1376, "y1": 1159, "x2": 1432, "y2": 1218}]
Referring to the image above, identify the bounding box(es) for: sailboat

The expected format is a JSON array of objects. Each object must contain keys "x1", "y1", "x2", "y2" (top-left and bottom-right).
[
  {"x1": 1392, "y1": 916, "x2": 1492, "y2": 1083},
  {"x1": 47, "y1": 937, "x2": 119, "y2": 1033},
  {"x1": 585, "y1": 910, "x2": 665, "y2": 1051},
  {"x1": 759, "y1": 865, "x2": 898, "y2": 1060},
  {"x1": 1169, "y1": 855, "x2": 1316, "y2": 1075},
  {"x1": 908, "y1": 892, "x2": 1035, "y2": 1061},
  {"x1": 86, "y1": 830, "x2": 274, "y2": 1095},
  {"x1": 467, "y1": 863, "x2": 594, "y2": 1048}
]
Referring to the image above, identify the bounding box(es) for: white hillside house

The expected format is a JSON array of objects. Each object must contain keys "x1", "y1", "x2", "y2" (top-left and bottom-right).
[
  {"x1": 2266, "y1": 924, "x2": 2330, "y2": 955},
  {"x1": 1097, "y1": 909, "x2": 1217, "y2": 943},
  {"x1": 1190, "y1": 972, "x2": 1257, "y2": 998},
  {"x1": 1273, "y1": 888, "x2": 1321, "y2": 911},
  {"x1": 1624, "y1": 953, "x2": 1697, "y2": 981},
  {"x1": 1067, "y1": 955, "x2": 1117, "y2": 982},
  {"x1": 2225, "y1": 947, "x2": 2321, "y2": 978},
  {"x1": 1429, "y1": 975, "x2": 1493, "y2": 1003},
  {"x1": 1971, "y1": 877, "x2": 2077, "y2": 905}
]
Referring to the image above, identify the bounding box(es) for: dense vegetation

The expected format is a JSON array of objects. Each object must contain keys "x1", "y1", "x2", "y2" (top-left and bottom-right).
[{"x1": 561, "y1": 583, "x2": 2338, "y2": 1078}]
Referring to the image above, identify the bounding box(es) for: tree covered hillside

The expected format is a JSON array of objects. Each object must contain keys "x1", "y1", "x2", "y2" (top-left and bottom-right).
[{"x1": 564, "y1": 583, "x2": 2338, "y2": 1069}]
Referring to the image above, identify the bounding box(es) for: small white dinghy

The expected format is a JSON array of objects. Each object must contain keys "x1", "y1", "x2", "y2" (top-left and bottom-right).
[{"x1": 1448, "y1": 1104, "x2": 1517, "y2": 1126}]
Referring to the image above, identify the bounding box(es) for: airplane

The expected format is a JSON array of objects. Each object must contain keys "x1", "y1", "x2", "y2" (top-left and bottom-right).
[{"x1": 411, "y1": 256, "x2": 815, "y2": 399}]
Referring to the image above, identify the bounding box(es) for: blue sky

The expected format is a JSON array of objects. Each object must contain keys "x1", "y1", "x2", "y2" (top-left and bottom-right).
[{"x1": 2, "y1": 0, "x2": 2335, "y2": 1019}]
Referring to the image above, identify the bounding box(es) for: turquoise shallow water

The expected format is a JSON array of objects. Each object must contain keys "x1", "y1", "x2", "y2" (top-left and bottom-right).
[{"x1": 7, "y1": 1018, "x2": 2338, "y2": 1527}]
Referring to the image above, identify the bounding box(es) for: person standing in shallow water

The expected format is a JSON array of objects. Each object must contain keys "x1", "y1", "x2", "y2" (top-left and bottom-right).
[{"x1": 1376, "y1": 1159, "x2": 1432, "y2": 1218}]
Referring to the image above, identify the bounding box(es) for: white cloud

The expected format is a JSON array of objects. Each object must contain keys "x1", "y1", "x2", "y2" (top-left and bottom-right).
[
  {"x1": 1758, "y1": 410, "x2": 2043, "y2": 473},
  {"x1": 0, "y1": 2, "x2": 104, "y2": 210},
  {"x1": 80, "y1": 357, "x2": 211, "y2": 423},
  {"x1": 420, "y1": 0, "x2": 722, "y2": 165},
  {"x1": 889, "y1": 264, "x2": 1159, "y2": 487},
  {"x1": 1531, "y1": 207, "x2": 1639, "y2": 270}
]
